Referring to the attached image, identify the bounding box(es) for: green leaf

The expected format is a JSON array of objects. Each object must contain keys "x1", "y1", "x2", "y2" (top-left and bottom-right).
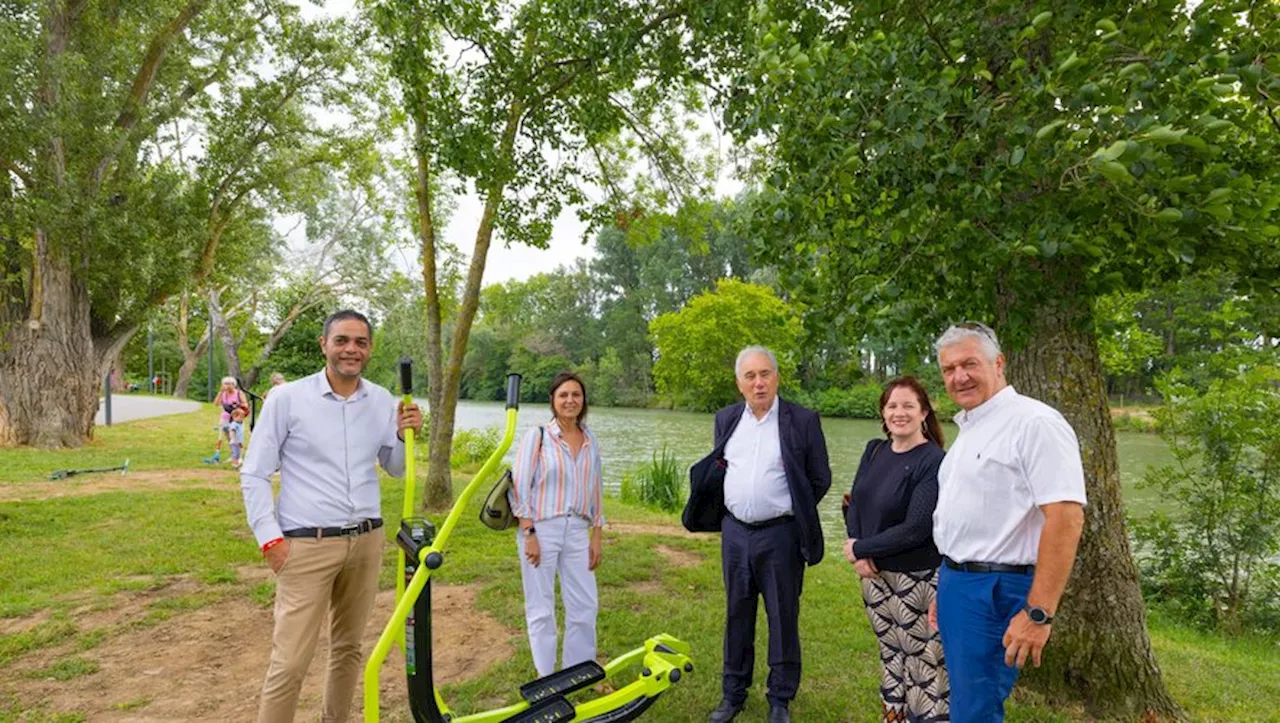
[
  {"x1": 1035, "y1": 119, "x2": 1067, "y2": 139},
  {"x1": 1118, "y1": 62, "x2": 1147, "y2": 78},
  {"x1": 1205, "y1": 188, "x2": 1231, "y2": 204},
  {"x1": 1092, "y1": 140, "x2": 1129, "y2": 161},
  {"x1": 1032, "y1": 11, "x2": 1053, "y2": 29},
  {"x1": 1097, "y1": 160, "x2": 1133, "y2": 184},
  {"x1": 1203, "y1": 204, "x2": 1232, "y2": 221},
  {"x1": 1057, "y1": 52, "x2": 1082, "y2": 74},
  {"x1": 977, "y1": 69, "x2": 993, "y2": 82},
  {"x1": 1010, "y1": 147, "x2": 1025, "y2": 167},
  {"x1": 1154, "y1": 208, "x2": 1183, "y2": 223},
  {"x1": 1178, "y1": 135, "x2": 1208, "y2": 151},
  {"x1": 1095, "y1": 19, "x2": 1118, "y2": 33},
  {"x1": 1211, "y1": 83, "x2": 1234, "y2": 97},
  {"x1": 1142, "y1": 125, "x2": 1187, "y2": 144}
]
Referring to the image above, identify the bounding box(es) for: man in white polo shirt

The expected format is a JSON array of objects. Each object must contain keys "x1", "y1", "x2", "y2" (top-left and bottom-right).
[{"x1": 928, "y1": 322, "x2": 1086, "y2": 722}]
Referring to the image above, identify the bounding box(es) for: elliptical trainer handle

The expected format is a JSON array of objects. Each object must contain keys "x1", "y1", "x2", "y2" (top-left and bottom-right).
[
  {"x1": 399, "y1": 358, "x2": 413, "y2": 395},
  {"x1": 505, "y1": 374, "x2": 522, "y2": 409}
]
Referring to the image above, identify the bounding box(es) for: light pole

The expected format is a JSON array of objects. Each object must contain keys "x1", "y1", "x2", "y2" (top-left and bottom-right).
[
  {"x1": 207, "y1": 314, "x2": 215, "y2": 403},
  {"x1": 103, "y1": 368, "x2": 112, "y2": 426},
  {"x1": 147, "y1": 325, "x2": 154, "y2": 394}
]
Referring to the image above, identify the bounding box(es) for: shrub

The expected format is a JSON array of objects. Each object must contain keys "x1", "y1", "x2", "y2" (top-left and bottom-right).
[
  {"x1": 1131, "y1": 367, "x2": 1280, "y2": 634},
  {"x1": 1112, "y1": 411, "x2": 1160, "y2": 434},
  {"x1": 449, "y1": 425, "x2": 501, "y2": 470},
  {"x1": 620, "y1": 445, "x2": 684, "y2": 513}
]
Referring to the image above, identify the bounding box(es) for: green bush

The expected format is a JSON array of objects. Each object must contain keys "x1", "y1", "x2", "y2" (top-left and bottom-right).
[
  {"x1": 932, "y1": 393, "x2": 959, "y2": 423},
  {"x1": 620, "y1": 445, "x2": 684, "y2": 512},
  {"x1": 792, "y1": 382, "x2": 884, "y2": 419},
  {"x1": 1132, "y1": 367, "x2": 1280, "y2": 634},
  {"x1": 1112, "y1": 411, "x2": 1160, "y2": 434},
  {"x1": 449, "y1": 426, "x2": 501, "y2": 470}
]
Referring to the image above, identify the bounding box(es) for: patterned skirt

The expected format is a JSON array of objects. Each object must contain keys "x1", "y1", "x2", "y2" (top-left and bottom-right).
[{"x1": 860, "y1": 569, "x2": 949, "y2": 722}]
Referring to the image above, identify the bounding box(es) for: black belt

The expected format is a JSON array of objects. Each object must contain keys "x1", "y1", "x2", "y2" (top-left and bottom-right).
[
  {"x1": 284, "y1": 518, "x2": 383, "y2": 539},
  {"x1": 726, "y1": 512, "x2": 795, "y2": 531},
  {"x1": 944, "y1": 556, "x2": 1034, "y2": 575}
]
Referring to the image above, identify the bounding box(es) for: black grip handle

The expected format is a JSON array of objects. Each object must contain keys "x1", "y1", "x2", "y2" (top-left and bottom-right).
[
  {"x1": 399, "y1": 358, "x2": 413, "y2": 395},
  {"x1": 505, "y1": 374, "x2": 522, "y2": 409}
]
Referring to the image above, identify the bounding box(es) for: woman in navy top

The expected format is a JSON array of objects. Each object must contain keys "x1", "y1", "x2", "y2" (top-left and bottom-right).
[{"x1": 844, "y1": 376, "x2": 949, "y2": 722}]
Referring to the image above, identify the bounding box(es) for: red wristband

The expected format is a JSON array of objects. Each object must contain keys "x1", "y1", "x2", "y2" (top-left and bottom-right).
[{"x1": 261, "y1": 537, "x2": 284, "y2": 554}]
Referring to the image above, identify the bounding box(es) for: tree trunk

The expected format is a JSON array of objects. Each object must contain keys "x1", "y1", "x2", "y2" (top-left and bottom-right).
[
  {"x1": 95, "y1": 324, "x2": 139, "y2": 383},
  {"x1": 171, "y1": 295, "x2": 209, "y2": 399},
  {"x1": 420, "y1": 96, "x2": 522, "y2": 511},
  {"x1": 0, "y1": 238, "x2": 98, "y2": 447},
  {"x1": 1004, "y1": 298, "x2": 1181, "y2": 720},
  {"x1": 207, "y1": 288, "x2": 241, "y2": 381},
  {"x1": 241, "y1": 307, "x2": 303, "y2": 390}
]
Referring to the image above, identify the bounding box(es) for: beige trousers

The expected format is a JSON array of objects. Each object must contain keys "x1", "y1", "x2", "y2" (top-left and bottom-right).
[{"x1": 257, "y1": 531, "x2": 383, "y2": 723}]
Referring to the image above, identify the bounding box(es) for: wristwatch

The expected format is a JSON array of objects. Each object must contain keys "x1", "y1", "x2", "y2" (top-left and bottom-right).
[
  {"x1": 524, "y1": 526, "x2": 536, "y2": 537},
  {"x1": 1024, "y1": 604, "x2": 1053, "y2": 625}
]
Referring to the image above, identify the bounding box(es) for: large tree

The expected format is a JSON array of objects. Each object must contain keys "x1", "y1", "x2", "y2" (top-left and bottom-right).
[
  {"x1": 368, "y1": 0, "x2": 736, "y2": 508},
  {"x1": 650, "y1": 279, "x2": 803, "y2": 411},
  {"x1": 0, "y1": 2, "x2": 371, "y2": 447},
  {"x1": 720, "y1": 0, "x2": 1278, "y2": 716}
]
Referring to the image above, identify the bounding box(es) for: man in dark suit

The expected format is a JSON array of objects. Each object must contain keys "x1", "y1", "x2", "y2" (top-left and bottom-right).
[{"x1": 684, "y1": 346, "x2": 831, "y2": 723}]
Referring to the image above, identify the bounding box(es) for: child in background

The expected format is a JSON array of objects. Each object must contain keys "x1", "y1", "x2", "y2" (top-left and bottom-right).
[{"x1": 228, "y1": 406, "x2": 248, "y2": 468}]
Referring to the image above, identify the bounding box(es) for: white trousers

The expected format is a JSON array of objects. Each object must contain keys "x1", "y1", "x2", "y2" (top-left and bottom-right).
[{"x1": 517, "y1": 514, "x2": 598, "y2": 677}]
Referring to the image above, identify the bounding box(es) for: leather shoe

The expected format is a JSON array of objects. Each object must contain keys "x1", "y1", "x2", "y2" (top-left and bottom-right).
[
  {"x1": 707, "y1": 699, "x2": 744, "y2": 723},
  {"x1": 768, "y1": 704, "x2": 791, "y2": 723}
]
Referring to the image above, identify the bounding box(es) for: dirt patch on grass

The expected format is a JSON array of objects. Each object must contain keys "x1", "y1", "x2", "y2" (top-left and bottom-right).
[
  {"x1": 0, "y1": 609, "x2": 52, "y2": 636},
  {"x1": 4, "y1": 583, "x2": 514, "y2": 721},
  {"x1": 606, "y1": 522, "x2": 701, "y2": 539},
  {"x1": 0, "y1": 468, "x2": 239, "y2": 502},
  {"x1": 653, "y1": 544, "x2": 702, "y2": 568},
  {"x1": 625, "y1": 580, "x2": 665, "y2": 596}
]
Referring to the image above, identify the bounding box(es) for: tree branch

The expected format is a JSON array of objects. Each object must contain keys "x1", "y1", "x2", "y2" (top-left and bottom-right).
[
  {"x1": 0, "y1": 159, "x2": 33, "y2": 187},
  {"x1": 92, "y1": 0, "x2": 209, "y2": 190},
  {"x1": 197, "y1": 155, "x2": 333, "y2": 282},
  {"x1": 524, "y1": 6, "x2": 687, "y2": 114},
  {"x1": 912, "y1": 1, "x2": 956, "y2": 66}
]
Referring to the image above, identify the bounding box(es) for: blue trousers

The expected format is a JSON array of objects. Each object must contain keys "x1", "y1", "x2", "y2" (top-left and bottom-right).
[
  {"x1": 720, "y1": 515, "x2": 804, "y2": 708},
  {"x1": 935, "y1": 567, "x2": 1033, "y2": 723}
]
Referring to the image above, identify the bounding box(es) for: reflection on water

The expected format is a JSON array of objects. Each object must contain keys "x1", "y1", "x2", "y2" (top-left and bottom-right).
[{"x1": 439, "y1": 399, "x2": 1172, "y2": 544}]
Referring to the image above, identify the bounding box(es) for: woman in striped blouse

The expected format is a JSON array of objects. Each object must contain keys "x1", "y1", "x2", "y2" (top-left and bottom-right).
[{"x1": 509, "y1": 371, "x2": 606, "y2": 677}]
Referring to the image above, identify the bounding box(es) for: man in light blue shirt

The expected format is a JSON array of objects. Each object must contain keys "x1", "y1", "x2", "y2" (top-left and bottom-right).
[{"x1": 241, "y1": 309, "x2": 422, "y2": 723}]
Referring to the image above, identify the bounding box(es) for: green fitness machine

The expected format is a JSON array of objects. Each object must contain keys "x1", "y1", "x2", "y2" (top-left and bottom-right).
[{"x1": 362, "y1": 363, "x2": 694, "y2": 723}]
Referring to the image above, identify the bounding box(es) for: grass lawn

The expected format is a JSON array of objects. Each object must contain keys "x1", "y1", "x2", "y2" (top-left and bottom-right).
[{"x1": 1, "y1": 408, "x2": 1277, "y2": 722}]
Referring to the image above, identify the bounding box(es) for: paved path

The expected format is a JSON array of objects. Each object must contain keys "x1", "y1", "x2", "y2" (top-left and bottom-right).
[{"x1": 96, "y1": 395, "x2": 202, "y2": 425}]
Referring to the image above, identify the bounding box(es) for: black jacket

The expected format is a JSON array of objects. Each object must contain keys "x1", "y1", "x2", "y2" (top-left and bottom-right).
[{"x1": 683, "y1": 399, "x2": 832, "y2": 564}]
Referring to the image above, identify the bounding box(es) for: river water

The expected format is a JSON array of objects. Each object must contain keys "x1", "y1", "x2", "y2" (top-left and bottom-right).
[{"x1": 445, "y1": 399, "x2": 1172, "y2": 545}]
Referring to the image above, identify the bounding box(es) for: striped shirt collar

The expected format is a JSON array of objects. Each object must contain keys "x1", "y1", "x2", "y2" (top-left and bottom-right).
[{"x1": 547, "y1": 417, "x2": 593, "y2": 444}]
